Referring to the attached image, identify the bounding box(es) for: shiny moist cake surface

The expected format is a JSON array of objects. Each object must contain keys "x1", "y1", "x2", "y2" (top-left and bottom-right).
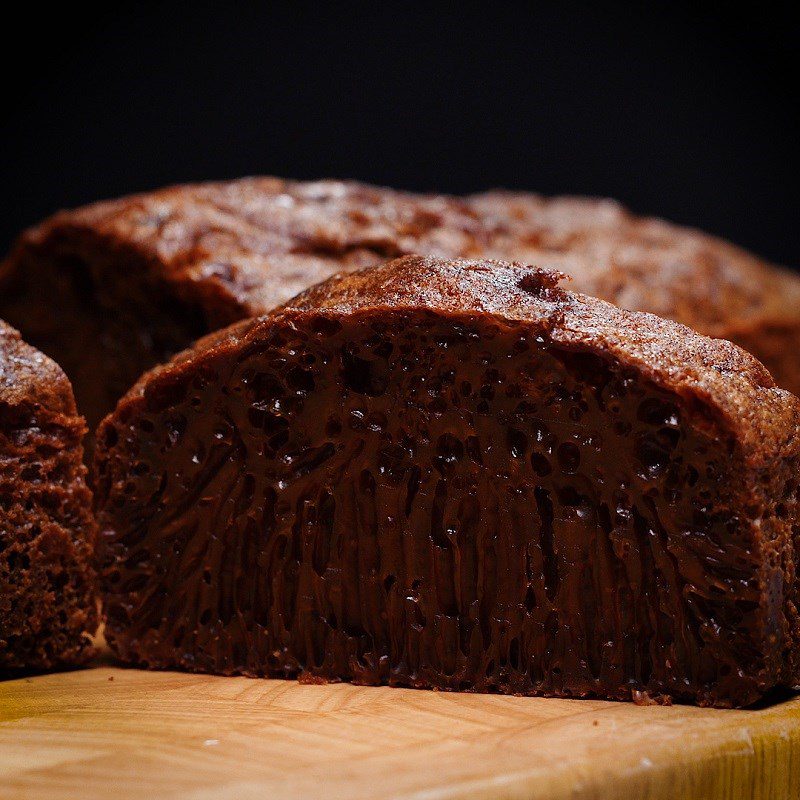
[{"x1": 94, "y1": 258, "x2": 800, "y2": 707}]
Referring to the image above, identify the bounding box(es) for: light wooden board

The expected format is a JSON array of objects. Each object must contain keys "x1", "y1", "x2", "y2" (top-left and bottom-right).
[{"x1": 0, "y1": 665, "x2": 798, "y2": 800}]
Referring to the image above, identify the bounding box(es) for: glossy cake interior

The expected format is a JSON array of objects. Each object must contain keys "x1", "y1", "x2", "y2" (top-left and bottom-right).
[{"x1": 95, "y1": 306, "x2": 782, "y2": 705}]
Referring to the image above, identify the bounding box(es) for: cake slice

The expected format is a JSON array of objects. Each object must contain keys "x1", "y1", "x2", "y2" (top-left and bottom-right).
[
  {"x1": 0, "y1": 321, "x2": 97, "y2": 670},
  {"x1": 2, "y1": 178, "x2": 799, "y2": 429},
  {"x1": 94, "y1": 257, "x2": 800, "y2": 707}
]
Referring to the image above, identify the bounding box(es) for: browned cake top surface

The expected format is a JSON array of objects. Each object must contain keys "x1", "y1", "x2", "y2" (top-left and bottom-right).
[
  {"x1": 120, "y1": 257, "x2": 800, "y2": 465},
  {"x1": 0, "y1": 320, "x2": 76, "y2": 414},
  {"x1": 13, "y1": 177, "x2": 800, "y2": 336}
]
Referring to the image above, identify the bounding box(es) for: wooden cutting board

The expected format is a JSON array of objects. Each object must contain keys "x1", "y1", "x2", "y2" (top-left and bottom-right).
[{"x1": 1, "y1": 663, "x2": 798, "y2": 800}]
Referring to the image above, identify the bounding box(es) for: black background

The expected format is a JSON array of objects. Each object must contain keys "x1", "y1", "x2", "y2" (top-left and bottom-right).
[{"x1": 1, "y1": 4, "x2": 797, "y2": 264}]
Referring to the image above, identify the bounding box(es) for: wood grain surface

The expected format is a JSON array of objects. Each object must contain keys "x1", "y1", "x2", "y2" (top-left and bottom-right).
[{"x1": 0, "y1": 665, "x2": 798, "y2": 800}]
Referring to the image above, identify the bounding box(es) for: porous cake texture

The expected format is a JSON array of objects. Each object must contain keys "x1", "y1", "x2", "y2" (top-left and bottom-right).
[
  {"x1": 0, "y1": 321, "x2": 97, "y2": 670},
  {"x1": 94, "y1": 257, "x2": 800, "y2": 707}
]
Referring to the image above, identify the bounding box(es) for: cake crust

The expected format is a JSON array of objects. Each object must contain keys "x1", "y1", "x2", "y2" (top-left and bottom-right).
[{"x1": 3, "y1": 178, "x2": 799, "y2": 427}]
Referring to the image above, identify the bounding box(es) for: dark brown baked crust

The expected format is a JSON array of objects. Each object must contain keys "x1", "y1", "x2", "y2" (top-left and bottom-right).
[
  {"x1": 0, "y1": 320, "x2": 98, "y2": 670},
  {"x1": 2, "y1": 178, "x2": 799, "y2": 428},
  {"x1": 94, "y1": 257, "x2": 800, "y2": 707}
]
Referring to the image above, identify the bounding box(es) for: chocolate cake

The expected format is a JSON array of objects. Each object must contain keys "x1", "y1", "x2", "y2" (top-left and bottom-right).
[
  {"x1": 0, "y1": 321, "x2": 97, "y2": 670},
  {"x1": 94, "y1": 257, "x2": 800, "y2": 707},
  {"x1": 2, "y1": 178, "x2": 799, "y2": 429}
]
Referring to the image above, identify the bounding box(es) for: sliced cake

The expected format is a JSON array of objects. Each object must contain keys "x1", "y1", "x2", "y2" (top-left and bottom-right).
[
  {"x1": 93, "y1": 258, "x2": 800, "y2": 707},
  {"x1": 0, "y1": 321, "x2": 97, "y2": 670}
]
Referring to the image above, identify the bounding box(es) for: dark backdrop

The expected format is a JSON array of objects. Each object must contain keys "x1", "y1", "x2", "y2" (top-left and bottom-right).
[{"x1": 1, "y1": 3, "x2": 797, "y2": 264}]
